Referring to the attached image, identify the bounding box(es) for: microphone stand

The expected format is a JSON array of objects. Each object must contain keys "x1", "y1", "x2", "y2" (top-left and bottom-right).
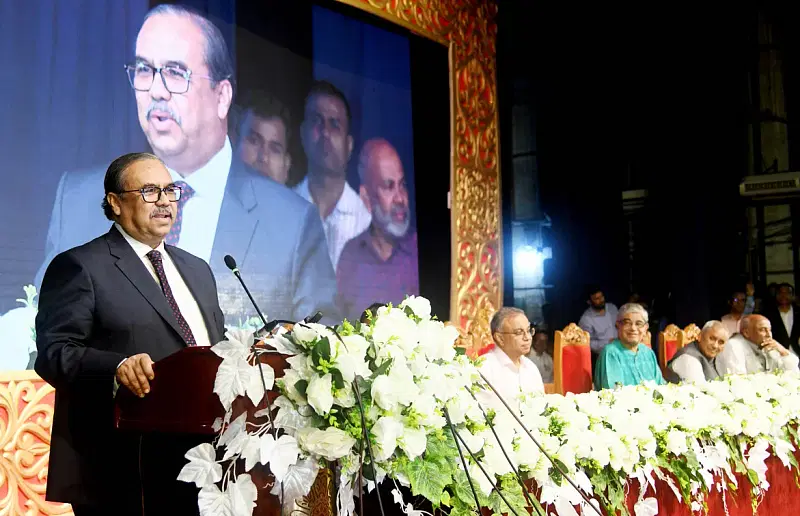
[
  {"x1": 226, "y1": 261, "x2": 284, "y2": 510},
  {"x1": 443, "y1": 408, "x2": 522, "y2": 516},
  {"x1": 479, "y1": 373, "x2": 603, "y2": 516},
  {"x1": 464, "y1": 388, "x2": 545, "y2": 516}
]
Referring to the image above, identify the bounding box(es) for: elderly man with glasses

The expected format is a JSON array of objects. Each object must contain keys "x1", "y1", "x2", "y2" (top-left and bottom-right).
[
  {"x1": 478, "y1": 307, "x2": 544, "y2": 410},
  {"x1": 593, "y1": 303, "x2": 665, "y2": 390}
]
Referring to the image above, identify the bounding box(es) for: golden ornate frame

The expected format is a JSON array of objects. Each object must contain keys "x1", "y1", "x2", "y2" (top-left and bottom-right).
[{"x1": 0, "y1": 1, "x2": 499, "y2": 513}]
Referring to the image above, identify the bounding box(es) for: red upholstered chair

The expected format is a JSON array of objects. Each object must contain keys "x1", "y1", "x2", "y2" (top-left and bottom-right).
[
  {"x1": 553, "y1": 324, "x2": 592, "y2": 395},
  {"x1": 658, "y1": 324, "x2": 685, "y2": 373}
]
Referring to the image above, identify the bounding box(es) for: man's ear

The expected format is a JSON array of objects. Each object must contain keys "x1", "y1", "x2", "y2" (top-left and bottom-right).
[
  {"x1": 359, "y1": 185, "x2": 372, "y2": 213},
  {"x1": 217, "y1": 79, "x2": 234, "y2": 119},
  {"x1": 347, "y1": 134, "x2": 354, "y2": 160},
  {"x1": 107, "y1": 193, "x2": 122, "y2": 217}
]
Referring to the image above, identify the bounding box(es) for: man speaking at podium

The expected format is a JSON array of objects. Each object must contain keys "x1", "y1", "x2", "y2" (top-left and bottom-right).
[{"x1": 35, "y1": 153, "x2": 225, "y2": 515}]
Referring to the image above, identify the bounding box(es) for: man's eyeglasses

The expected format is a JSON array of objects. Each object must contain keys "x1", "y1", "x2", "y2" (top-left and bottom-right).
[
  {"x1": 118, "y1": 185, "x2": 183, "y2": 203},
  {"x1": 496, "y1": 327, "x2": 535, "y2": 339},
  {"x1": 620, "y1": 319, "x2": 647, "y2": 329},
  {"x1": 124, "y1": 63, "x2": 216, "y2": 94}
]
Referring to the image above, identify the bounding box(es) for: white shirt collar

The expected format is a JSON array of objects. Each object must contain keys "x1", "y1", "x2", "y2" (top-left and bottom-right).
[
  {"x1": 166, "y1": 137, "x2": 232, "y2": 195},
  {"x1": 295, "y1": 176, "x2": 364, "y2": 217},
  {"x1": 489, "y1": 345, "x2": 532, "y2": 372},
  {"x1": 115, "y1": 223, "x2": 166, "y2": 259}
]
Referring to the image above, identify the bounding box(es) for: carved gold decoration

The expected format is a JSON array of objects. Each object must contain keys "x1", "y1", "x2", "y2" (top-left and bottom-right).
[
  {"x1": 453, "y1": 301, "x2": 495, "y2": 356},
  {"x1": 290, "y1": 466, "x2": 335, "y2": 516},
  {"x1": 0, "y1": 372, "x2": 72, "y2": 515},
  {"x1": 561, "y1": 323, "x2": 589, "y2": 344},
  {"x1": 684, "y1": 323, "x2": 701, "y2": 343},
  {"x1": 663, "y1": 324, "x2": 681, "y2": 340},
  {"x1": 335, "y1": 0, "x2": 502, "y2": 334}
]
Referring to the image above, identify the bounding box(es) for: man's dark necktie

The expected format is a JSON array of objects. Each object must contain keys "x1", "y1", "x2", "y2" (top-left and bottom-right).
[
  {"x1": 165, "y1": 180, "x2": 195, "y2": 246},
  {"x1": 146, "y1": 250, "x2": 196, "y2": 346}
]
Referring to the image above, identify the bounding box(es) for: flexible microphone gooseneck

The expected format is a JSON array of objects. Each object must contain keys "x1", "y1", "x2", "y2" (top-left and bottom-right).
[
  {"x1": 224, "y1": 255, "x2": 269, "y2": 333},
  {"x1": 223, "y1": 254, "x2": 284, "y2": 510},
  {"x1": 463, "y1": 387, "x2": 544, "y2": 516},
  {"x1": 478, "y1": 373, "x2": 603, "y2": 516}
]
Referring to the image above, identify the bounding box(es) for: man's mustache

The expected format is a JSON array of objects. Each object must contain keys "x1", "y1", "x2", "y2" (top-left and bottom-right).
[
  {"x1": 150, "y1": 209, "x2": 173, "y2": 218},
  {"x1": 147, "y1": 102, "x2": 182, "y2": 127}
]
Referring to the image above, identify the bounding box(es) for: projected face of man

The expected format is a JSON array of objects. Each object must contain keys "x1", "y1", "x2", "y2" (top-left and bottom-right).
[
  {"x1": 302, "y1": 93, "x2": 353, "y2": 178},
  {"x1": 134, "y1": 13, "x2": 232, "y2": 174},
  {"x1": 239, "y1": 112, "x2": 291, "y2": 184},
  {"x1": 107, "y1": 159, "x2": 176, "y2": 248},
  {"x1": 359, "y1": 140, "x2": 410, "y2": 239}
]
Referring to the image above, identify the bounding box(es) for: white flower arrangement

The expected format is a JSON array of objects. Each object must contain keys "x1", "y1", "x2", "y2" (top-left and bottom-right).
[{"x1": 178, "y1": 296, "x2": 800, "y2": 516}]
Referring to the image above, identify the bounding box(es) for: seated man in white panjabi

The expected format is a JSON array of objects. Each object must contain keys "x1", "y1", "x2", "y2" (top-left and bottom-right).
[
  {"x1": 718, "y1": 314, "x2": 799, "y2": 374},
  {"x1": 478, "y1": 307, "x2": 544, "y2": 410}
]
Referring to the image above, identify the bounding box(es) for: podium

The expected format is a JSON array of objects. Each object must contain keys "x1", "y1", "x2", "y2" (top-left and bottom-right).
[{"x1": 114, "y1": 346, "x2": 333, "y2": 516}]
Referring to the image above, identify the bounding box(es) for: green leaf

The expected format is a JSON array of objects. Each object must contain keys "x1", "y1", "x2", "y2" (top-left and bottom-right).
[
  {"x1": 373, "y1": 357, "x2": 393, "y2": 378},
  {"x1": 455, "y1": 346, "x2": 467, "y2": 356},
  {"x1": 407, "y1": 456, "x2": 452, "y2": 505},
  {"x1": 425, "y1": 432, "x2": 459, "y2": 469},
  {"x1": 746, "y1": 469, "x2": 759, "y2": 488},
  {"x1": 331, "y1": 369, "x2": 345, "y2": 390},
  {"x1": 295, "y1": 379, "x2": 308, "y2": 396},
  {"x1": 440, "y1": 490, "x2": 452, "y2": 507},
  {"x1": 452, "y1": 468, "x2": 480, "y2": 508}
]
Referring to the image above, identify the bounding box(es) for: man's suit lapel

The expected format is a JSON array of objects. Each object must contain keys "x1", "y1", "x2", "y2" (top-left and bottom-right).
[
  {"x1": 210, "y1": 159, "x2": 259, "y2": 274},
  {"x1": 106, "y1": 226, "x2": 186, "y2": 343},
  {"x1": 167, "y1": 247, "x2": 222, "y2": 344}
]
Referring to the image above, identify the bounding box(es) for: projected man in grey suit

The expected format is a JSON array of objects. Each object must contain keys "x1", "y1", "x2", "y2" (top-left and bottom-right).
[{"x1": 35, "y1": 5, "x2": 339, "y2": 327}]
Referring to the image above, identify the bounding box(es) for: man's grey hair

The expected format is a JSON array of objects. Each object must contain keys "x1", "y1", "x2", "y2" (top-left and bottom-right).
[
  {"x1": 490, "y1": 307, "x2": 526, "y2": 335},
  {"x1": 143, "y1": 4, "x2": 235, "y2": 91},
  {"x1": 701, "y1": 320, "x2": 729, "y2": 339},
  {"x1": 616, "y1": 303, "x2": 649, "y2": 324}
]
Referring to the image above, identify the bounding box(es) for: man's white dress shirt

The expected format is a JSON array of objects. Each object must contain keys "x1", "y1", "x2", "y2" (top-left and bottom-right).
[
  {"x1": 166, "y1": 138, "x2": 232, "y2": 262},
  {"x1": 294, "y1": 177, "x2": 371, "y2": 270},
  {"x1": 717, "y1": 333, "x2": 799, "y2": 375},
  {"x1": 116, "y1": 224, "x2": 211, "y2": 348},
  {"x1": 670, "y1": 353, "x2": 711, "y2": 383},
  {"x1": 781, "y1": 306, "x2": 794, "y2": 339},
  {"x1": 478, "y1": 346, "x2": 544, "y2": 412}
]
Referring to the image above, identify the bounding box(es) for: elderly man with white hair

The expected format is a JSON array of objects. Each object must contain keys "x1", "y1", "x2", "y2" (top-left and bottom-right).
[
  {"x1": 666, "y1": 320, "x2": 729, "y2": 383},
  {"x1": 478, "y1": 307, "x2": 543, "y2": 409},
  {"x1": 717, "y1": 314, "x2": 799, "y2": 374},
  {"x1": 593, "y1": 303, "x2": 665, "y2": 390}
]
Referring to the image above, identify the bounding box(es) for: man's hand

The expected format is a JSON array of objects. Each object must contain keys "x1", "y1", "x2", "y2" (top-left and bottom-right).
[
  {"x1": 746, "y1": 282, "x2": 755, "y2": 297},
  {"x1": 761, "y1": 339, "x2": 789, "y2": 357},
  {"x1": 116, "y1": 353, "x2": 155, "y2": 397}
]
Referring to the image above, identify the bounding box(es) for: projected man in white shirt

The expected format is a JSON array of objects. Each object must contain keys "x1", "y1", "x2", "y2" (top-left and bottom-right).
[
  {"x1": 295, "y1": 80, "x2": 372, "y2": 270},
  {"x1": 478, "y1": 307, "x2": 544, "y2": 411}
]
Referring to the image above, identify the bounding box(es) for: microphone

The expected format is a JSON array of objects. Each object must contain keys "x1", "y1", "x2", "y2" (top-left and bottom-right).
[
  {"x1": 224, "y1": 254, "x2": 268, "y2": 331},
  {"x1": 303, "y1": 311, "x2": 323, "y2": 324}
]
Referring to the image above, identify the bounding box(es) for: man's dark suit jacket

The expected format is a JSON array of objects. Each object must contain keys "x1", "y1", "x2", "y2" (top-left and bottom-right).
[
  {"x1": 34, "y1": 226, "x2": 226, "y2": 508},
  {"x1": 34, "y1": 157, "x2": 340, "y2": 326},
  {"x1": 765, "y1": 306, "x2": 800, "y2": 355}
]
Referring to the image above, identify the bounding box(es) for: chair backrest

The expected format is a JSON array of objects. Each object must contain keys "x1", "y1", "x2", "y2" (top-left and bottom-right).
[
  {"x1": 658, "y1": 324, "x2": 685, "y2": 372},
  {"x1": 553, "y1": 323, "x2": 592, "y2": 395},
  {"x1": 453, "y1": 303, "x2": 496, "y2": 357},
  {"x1": 684, "y1": 323, "x2": 701, "y2": 344},
  {"x1": 642, "y1": 331, "x2": 652, "y2": 348}
]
